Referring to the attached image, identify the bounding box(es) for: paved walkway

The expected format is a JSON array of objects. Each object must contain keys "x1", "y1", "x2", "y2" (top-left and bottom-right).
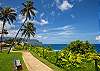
[{"x1": 22, "y1": 51, "x2": 53, "y2": 71}]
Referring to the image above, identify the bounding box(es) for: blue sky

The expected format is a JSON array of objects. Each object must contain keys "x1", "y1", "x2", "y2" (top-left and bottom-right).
[{"x1": 0, "y1": 0, "x2": 99, "y2": 44}]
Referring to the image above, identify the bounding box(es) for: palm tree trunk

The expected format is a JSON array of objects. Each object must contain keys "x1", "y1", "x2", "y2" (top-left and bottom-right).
[
  {"x1": 1, "y1": 21, "x2": 5, "y2": 52},
  {"x1": 7, "y1": 18, "x2": 27, "y2": 54},
  {"x1": 22, "y1": 36, "x2": 26, "y2": 50},
  {"x1": 15, "y1": 18, "x2": 27, "y2": 40},
  {"x1": 0, "y1": 34, "x2": 3, "y2": 52}
]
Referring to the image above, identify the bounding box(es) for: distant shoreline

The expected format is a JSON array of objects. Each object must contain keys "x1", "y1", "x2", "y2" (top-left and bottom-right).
[{"x1": 43, "y1": 44, "x2": 100, "y2": 52}]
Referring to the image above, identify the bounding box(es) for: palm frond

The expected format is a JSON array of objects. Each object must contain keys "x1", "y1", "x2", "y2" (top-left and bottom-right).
[
  {"x1": 0, "y1": 7, "x2": 17, "y2": 24},
  {"x1": 20, "y1": 0, "x2": 35, "y2": 20},
  {"x1": 30, "y1": 10, "x2": 35, "y2": 16},
  {"x1": 21, "y1": 21, "x2": 36, "y2": 39}
]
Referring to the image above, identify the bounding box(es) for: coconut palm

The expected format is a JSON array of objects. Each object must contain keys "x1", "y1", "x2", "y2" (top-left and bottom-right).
[
  {"x1": 8, "y1": 0, "x2": 36, "y2": 54},
  {"x1": 21, "y1": 21, "x2": 36, "y2": 40},
  {"x1": 15, "y1": 0, "x2": 36, "y2": 39},
  {"x1": 0, "y1": 7, "x2": 17, "y2": 52},
  {"x1": 21, "y1": 21, "x2": 36, "y2": 50}
]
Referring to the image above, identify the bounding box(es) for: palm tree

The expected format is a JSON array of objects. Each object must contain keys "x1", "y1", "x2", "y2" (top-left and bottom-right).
[
  {"x1": 8, "y1": 0, "x2": 36, "y2": 54},
  {"x1": 21, "y1": 21, "x2": 36, "y2": 50},
  {"x1": 21, "y1": 21, "x2": 36, "y2": 40},
  {"x1": 15, "y1": 0, "x2": 36, "y2": 39},
  {"x1": 0, "y1": 7, "x2": 17, "y2": 52}
]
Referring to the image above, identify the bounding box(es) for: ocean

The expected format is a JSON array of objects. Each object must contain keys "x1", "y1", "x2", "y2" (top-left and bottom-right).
[{"x1": 44, "y1": 44, "x2": 100, "y2": 52}]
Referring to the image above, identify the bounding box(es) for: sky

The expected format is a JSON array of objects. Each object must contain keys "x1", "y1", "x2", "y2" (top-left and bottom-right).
[{"x1": 0, "y1": 0, "x2": 99, "y2": 44}]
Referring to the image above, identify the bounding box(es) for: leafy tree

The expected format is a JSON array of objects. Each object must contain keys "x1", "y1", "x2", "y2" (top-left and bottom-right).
[
  {"x1": 56, "y1": 40, "x2": 97, "y2": 70},
  {"x1": 67, "y1": 40, "x2": 95, "y2": 54}
]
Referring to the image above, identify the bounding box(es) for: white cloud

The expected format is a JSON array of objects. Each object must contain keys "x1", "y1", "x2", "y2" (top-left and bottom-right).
[
  {"x1": 35, "y1": 25, "x2": 75, "y2": 44},
  {"x1": 55, "y1": 0, "x2": 83, "y2": 11},
  {"x1": 18, "y1": 14, "x2": 26, "y2": 23},
  {"x1": 96, "y1": 36, "x2": 100, "y2": 40},
  {"x1": 57, "y1": 31, "x2": 73, "y2": 35},
  {"x1": 0, "y1": 21, "x2": 15, "y2": 31},
  {"x1": 18, "y1": 14, "x2": 39, "y2": 24},
  {"x1": 0, "y1": 20, "x2": 18, "y2": 38},
  {"x1": 39, "y1": 25, "x2": 74, "y2": 36},
  {"x1": 34, "y1": 34, "x2": 42, "y2": 39},
  {"x1": 33, "y1": 19, "x2": 48, "y2": 26},
  {"x1": 43, "y1": 29, "x2": 47, "y2": 32},
  {"x1": 0, "y1": 28, "x2": 19, "y2": 38},
  {"x1": 7, "y1": 29, "x2": 18, "y2": 37},
  {"x1": 18, "y1": 14, "x2": 48, "y2": 26},
  {"x1": 33, "y1": 10, "x2": 38, "y2": 14},
  {"x1": 5, "y1": 24, "x2": 15, "y2": 30},
  {"x1": 51, "y1": 25, "x2": 74, "y2": 31},
  {"x1": 41, "y1": 19, "x2": 48, "y2": 25},
  {"x1": 33, "y1": 20, "x2": 40, "y2": 24},
  {"x1": 34, "y1": 34, "x2": 48, "y2": 40},
  {"x1": 39, "y1": 25, "x2": 74, "y2": 37},
  {"x1": 58, "y1": 0, "x2": 73, "y2": 11},
  {"x1": 43, "y1": 37, "x2": 48, "y2": 39},
  {"x1": 40, "y1": 13, "x2": 45, "y2": 18},
  {"x1": 0, "y1": 21, "x2": 3, "y2": 31}
]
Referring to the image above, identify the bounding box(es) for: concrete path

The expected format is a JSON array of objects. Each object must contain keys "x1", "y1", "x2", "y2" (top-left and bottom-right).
[{"x1": 22, "y1": 51, "x2": 53, "y2": 71}]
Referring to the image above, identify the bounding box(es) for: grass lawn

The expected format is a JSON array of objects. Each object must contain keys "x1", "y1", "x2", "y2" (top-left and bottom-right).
[
  {"x1": 30, "y1": 51, "x2": 65, "y2": 71},
  {"x1": 0, "y1": 52, "x2": 28, "y2": 71}
]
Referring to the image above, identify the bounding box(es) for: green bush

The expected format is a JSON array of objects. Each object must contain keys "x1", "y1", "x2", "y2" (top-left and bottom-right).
[{"x1": 13, "y1": 45, "x2": 23, "y2": 51}]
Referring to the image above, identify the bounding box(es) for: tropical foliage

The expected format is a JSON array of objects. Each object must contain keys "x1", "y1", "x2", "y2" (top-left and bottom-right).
[{"x1": 23, "y1": 40, "x2": 100, "y2": 71}]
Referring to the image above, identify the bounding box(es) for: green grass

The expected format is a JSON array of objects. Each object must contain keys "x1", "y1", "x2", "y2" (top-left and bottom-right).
[
  {"x1": 30, "y1": 51, "x2": 65, "y2": 71},
  {"x1": 0, "y1": 52, "x2": 28, "y2": 71}
]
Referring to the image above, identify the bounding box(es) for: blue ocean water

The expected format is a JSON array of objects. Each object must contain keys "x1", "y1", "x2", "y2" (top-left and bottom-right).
[
  {"x1": 95, "y1": 44, "x2": 100, "y2": 52},
  {"x1": 44, "y1": 44, "x2": 100, "y2": 52}
]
